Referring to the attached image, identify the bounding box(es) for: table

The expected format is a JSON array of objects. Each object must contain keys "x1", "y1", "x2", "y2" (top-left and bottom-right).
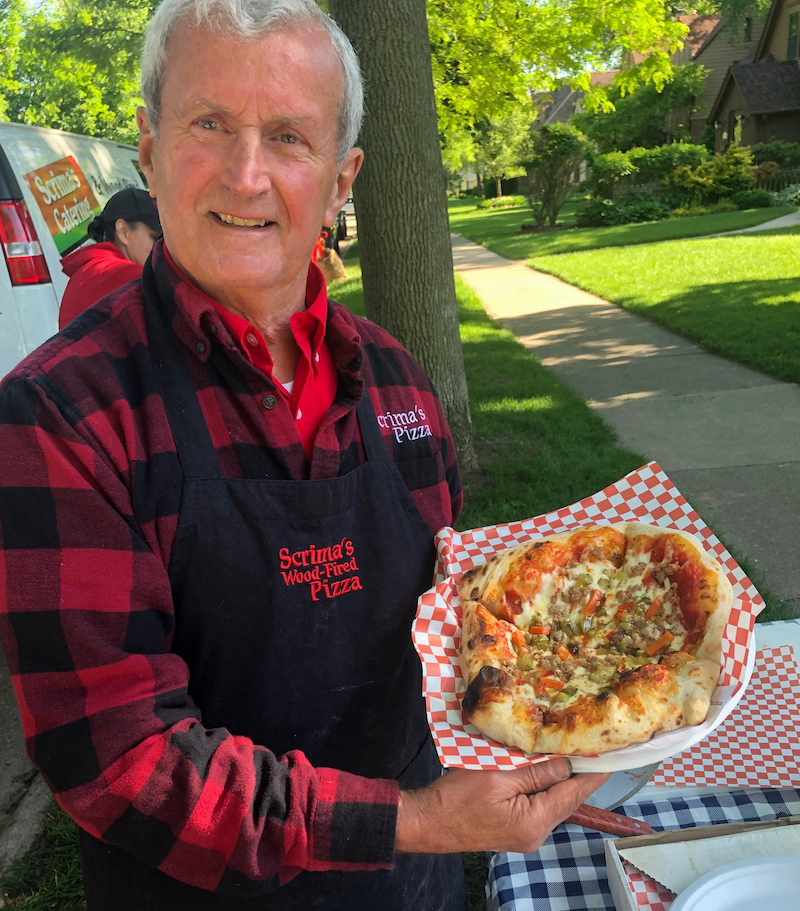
[{"x1": 485, "y1": 619, "x2": 800, "y2": 911}]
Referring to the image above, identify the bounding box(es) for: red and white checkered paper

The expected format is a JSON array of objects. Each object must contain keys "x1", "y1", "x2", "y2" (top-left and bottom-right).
[
  {"x1": 652, "y1": 645, "x2": 800, "y2": 789},
  {"x1": 623, "y1": 861, "x2": 675, "y2": 911},
  {"x1": 412, "y1": 462, "x2": 762, "y2": 773}
]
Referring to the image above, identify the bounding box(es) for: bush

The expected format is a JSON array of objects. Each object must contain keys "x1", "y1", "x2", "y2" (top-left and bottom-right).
[
  {"x1": 750, "y1": 140, "x2": 800, "y2": 169},
  {"x1": 630, "y1": 144, "x2": 710, "y2": 185},
  {"x1": 575, "y1": 190, "x2": 670, "y2": 227},
  {"x1": 771, "y1": 183, "x2": 800, "y2": 206},
  {"x1": 731, "y1": 188, "x2": 774, "y2": 210},
  {"x1": 575, "y1": 198, "x2": 626, "y2": 227},
  {"x1": 476, "y1": 195, "x2": 527, "y2": 209},
  {"x1": 671, "y1": 144, "x2": 755, "y2": 202},
  {"x1": 753, "y1": 161, "x2": 780, "y2": 180},
  {"x1": 669, "y1": 199, "x2": 739, "y2": 218},
  {"x1": 585, "y1": 150, "x2": 635, "y2": 199},
  {"x1": 616, "y1": 189, "x2": 670, "y2": 222}
]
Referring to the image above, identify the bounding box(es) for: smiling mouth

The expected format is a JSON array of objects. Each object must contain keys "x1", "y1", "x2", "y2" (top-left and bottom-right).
[{"x1": 212, "y1": 212, "x2": 274, "y2": 228}]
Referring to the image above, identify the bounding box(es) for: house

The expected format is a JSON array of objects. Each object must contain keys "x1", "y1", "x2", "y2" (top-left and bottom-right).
[
  {"x1": 530, "y1": 72, "x2": 618, "y2": 131},
  {"x1": 687, "y1": 13, "x2": 765, "y2": 142},
  {"x1": 708, "y1": 0, "x2": 800, "y2": 150}
]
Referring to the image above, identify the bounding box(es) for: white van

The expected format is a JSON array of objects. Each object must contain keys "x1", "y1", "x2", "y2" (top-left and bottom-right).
[{"x1": 0, "y1": 121, "x2": 145, "y2": 378}]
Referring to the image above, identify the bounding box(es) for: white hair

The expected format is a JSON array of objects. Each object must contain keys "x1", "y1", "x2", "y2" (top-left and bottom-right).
[{"x1": 141, "y1": 0, "x2": 363, "y2": 161}]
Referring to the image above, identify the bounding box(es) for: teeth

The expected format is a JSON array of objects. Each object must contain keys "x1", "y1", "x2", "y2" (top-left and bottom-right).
[{"x1": 216, "y1": 213, "x2": 269, "y2": 227}]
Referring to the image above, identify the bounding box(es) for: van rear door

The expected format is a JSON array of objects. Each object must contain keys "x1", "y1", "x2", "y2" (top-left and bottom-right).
[{"x1": 0, "y1": 143, "x2": 59, "y2": 376}]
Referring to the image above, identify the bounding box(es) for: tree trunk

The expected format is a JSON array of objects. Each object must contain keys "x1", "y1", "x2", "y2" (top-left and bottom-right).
[
  {"x1": 495, "y1": 176, "x2": 502, "y2": 198},
  {"x1": 329, "y1": 0, "x2": 477, "y2": 473}
]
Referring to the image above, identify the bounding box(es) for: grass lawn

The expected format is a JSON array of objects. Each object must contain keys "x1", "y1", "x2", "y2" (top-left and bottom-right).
[
  {"x1": 3, "y1": 251, "x2": 794, "y2": 911},
  {"x1": 448, "y1": 197, "x2": 796, "y2": 259},
  {"x1": 529, "y1": 228, "x2": 800, "y2": 385}
]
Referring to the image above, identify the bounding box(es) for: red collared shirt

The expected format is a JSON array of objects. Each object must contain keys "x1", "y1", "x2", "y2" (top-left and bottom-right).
[
  {"x1": 163, "y1": 246, "x2": 336, "y2": 458},
  {"x1": 0, "y1": 238, "x2": 462, "y2": 893}
]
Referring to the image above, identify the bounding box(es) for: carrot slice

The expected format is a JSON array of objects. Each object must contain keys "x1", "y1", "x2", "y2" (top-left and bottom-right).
[
  {"x1": 583, "y1": 589, "x2": 604, "y2": 616},
  {"x1": 534, "y1": 674, "x2": 566, "y2": 695},
  {"x1": 645, "y1": 597, "x2": 663, "y2": 620},
  {"x1": 645, "y1": 630, "x2": 674, "y2": 656},
  {"x1": 556, "y1": 644, "x2": 571, "y2": 662},
  {"x1": 529, "y1": 625, "x2": 551, "y2": 635},
  {"x1": 511, "y1": 628, "x2": 527, "y2": 652}
]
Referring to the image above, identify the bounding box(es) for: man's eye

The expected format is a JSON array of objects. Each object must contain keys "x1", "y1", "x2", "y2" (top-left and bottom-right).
[
  {"x1": 198, "y1": 119, "x2": 219, "y2": 130},
  {"x1": 280, "y1": 133, "x2": 298, "y2": 144}
]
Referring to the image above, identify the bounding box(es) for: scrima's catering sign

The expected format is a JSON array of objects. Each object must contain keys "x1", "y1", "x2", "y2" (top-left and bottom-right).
[{"x1": 23, "y1": 155, "x2": 101, "y2": 255}]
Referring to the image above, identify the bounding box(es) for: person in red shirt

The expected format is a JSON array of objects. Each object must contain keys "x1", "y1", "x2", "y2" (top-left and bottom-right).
[{"x1": 58, "y1": 187, "x2": 161, "y2": 329}]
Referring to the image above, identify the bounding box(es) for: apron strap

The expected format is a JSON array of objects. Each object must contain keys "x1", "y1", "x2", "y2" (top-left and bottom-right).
[
  {"x1": 142, "y1": 260, "x2": 223, "y2": 480},
  {"x1": 356, "y1": 390, "x2": 387, "y2": 463}
]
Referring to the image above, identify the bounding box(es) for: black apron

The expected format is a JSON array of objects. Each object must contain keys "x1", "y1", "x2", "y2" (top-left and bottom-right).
[{"x1": 78, "y1": 275, "x2": 466, "y2": 910}]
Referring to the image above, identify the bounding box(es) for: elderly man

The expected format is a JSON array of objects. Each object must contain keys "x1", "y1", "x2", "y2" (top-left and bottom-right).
[{"x1": 0, "y1": 1, "x2": 606, "y2": 908}]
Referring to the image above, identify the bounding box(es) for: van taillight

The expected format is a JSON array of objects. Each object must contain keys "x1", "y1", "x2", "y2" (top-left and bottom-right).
[{"x1": 0, "y1": 201, "x2": 51, "y2": 285}]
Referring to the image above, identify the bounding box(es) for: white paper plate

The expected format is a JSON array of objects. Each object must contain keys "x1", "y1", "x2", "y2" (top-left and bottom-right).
[{"x1": 670, "y1": 856, "x2": 800, "y2": 911}]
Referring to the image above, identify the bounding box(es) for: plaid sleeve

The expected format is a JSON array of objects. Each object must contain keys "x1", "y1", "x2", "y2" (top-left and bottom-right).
[{"x1": 0, "y1": 375, "x2": 399, "y2": 893}]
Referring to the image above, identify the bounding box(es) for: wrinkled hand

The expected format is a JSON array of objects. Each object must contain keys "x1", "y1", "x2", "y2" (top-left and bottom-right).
[{"x1": 395, "y1": 759, "x2": 609, "y2": 855}]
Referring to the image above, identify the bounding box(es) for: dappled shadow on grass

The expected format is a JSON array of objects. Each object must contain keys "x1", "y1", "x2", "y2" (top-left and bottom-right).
[{"x1": 602, "y1": 278, "x2": 800, "y2": 386}]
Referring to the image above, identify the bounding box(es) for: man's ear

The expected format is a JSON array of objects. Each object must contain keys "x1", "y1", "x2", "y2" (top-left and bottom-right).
[
  {"x1": 137, "y1": 107, "x2": 158, "y2": 198},
  {"x1": 324, "y1": 146, "x2": 363, "y2": 227}
]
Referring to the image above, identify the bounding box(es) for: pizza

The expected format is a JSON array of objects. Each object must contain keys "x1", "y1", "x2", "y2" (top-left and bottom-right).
[{"x1": 457, "y1": 522, "x2": 733, "y2": 756}]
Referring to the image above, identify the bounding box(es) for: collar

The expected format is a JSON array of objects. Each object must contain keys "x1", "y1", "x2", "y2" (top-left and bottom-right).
[{"x1": 157, "y1": 240, "x2": 327, "y2": 369}]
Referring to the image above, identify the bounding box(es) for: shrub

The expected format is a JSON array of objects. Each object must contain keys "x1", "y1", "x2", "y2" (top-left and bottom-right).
[
  {"x1": 731, "y1": 188, "x2": 774, "y2": 210},
  {"x1": 476, "y1": 195, "x2": 527, "y2": 209},
  {"x1": 575, "y1": 191, "x2": 670, "y2": 227},
  {"x1": 585, "y1": 150, "x2": 635, "y2": 199},
  {"x1": 671, "y1": 144, "x2": 755, "y2": 202},
  {"x1": 753, "y1": 161, "x2": 780, "y2": 180},
  {"x1": 575, "y1": 198, "x2": 626, "y2": 227},
  {"x1": 522, "y1": 123, "x2": 590, "y2": 227},
  {"x1": 771, "y1": 183, "x2": 800, "y2": 206},
  {"x1": 630, "y1": 144, "x2": 710, "y2": 185},
  {"x1": 750, "y1": 140, "x2": 800, "y2": 169},
  {"x1": 616, "y1": 189, "x2": 670, "y2": 222},
  {"x1": 669, "y1": 199, "x2": 739, "y2": 218}
]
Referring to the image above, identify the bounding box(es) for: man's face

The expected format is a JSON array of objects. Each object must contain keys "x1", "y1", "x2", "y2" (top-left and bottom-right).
[{"x1": 137, "y1": 21, "x2": 362, "y2": 305}]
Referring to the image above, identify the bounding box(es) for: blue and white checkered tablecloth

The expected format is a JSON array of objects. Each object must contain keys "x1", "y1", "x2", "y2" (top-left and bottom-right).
[{"x1": 486, "y1": 787, "x2": 800, "y2": 911}]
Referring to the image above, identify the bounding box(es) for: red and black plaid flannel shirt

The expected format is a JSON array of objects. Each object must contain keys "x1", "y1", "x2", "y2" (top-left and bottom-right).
[{"x1": 0, "y1": 240, "x2": 462, "y2": 893}]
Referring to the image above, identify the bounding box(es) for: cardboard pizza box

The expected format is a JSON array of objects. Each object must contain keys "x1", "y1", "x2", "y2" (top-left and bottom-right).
[{"x1": 604, "y1": 815, "x2": 800, "y2": 911}]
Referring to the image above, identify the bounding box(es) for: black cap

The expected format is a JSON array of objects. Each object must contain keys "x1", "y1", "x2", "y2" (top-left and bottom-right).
[{"x1": 101, "y1": 188, "x2": 161, "y2": 234}]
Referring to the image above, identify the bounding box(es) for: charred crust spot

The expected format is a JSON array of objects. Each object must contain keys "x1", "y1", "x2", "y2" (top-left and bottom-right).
[
  {"x1": 470, "y1": 587, "x2": 480, "y2": 600},
  {"x1": 480, "y1": 633, "x2": 496, "y2": 645},
  {"x1": 597, "y1": 691, "x2": 612, "y2": 703},
  {"x1": 534, "y1": 542, "x2": 544, "y2": 549},
  {"x1": 462, "y1": 666, "x2": 511, "y2": 717},
  {"x1": 467, "y1": 639, "x2": 476, "y2": 650}
]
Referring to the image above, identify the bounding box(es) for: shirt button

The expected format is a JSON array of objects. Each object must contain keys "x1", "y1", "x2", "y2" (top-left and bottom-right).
[
  {"x1": 315, "y1": 353, "x2": 320, "y2": 363},
  {"x1": 207, "y1": 323, "x2": 217, "y2": 335},
  {"x1": 196, "y1": 341, "x2": 207, "y2": 354},
  {"x1": 262, "y1": 394, "x2": 277, "y2": 409},
  {"x1": 246, "y1": 332, "x2": 259, "y2": 347},
  {"x1": 296, "y1": 408, "x2": 303, "y2": 420}
]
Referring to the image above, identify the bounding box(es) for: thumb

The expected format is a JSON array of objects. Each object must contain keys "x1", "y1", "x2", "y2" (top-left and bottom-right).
[{"x1": 511, "y1": 758, "x2": 573, "y2": 795}]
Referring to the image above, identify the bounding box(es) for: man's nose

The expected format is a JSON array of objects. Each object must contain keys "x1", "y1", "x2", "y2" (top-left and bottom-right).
[{"x1": 223, "y1": 132, "x2": 273, "y2": 197}]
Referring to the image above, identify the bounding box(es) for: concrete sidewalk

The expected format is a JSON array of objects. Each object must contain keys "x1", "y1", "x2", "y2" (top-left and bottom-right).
[
  {"x1": 451, "y1": 233, "x2": 800, "y2": 616},
  {"x1": 713, "y1": 208, "x2": 800, "y2": 235}
]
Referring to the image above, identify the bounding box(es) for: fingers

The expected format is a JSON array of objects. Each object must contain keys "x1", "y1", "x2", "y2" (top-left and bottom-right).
[
  {"x1": 527, "y1": 772, "x2": 611, "y2": 838},
  {"x1": 514, "y1": 757, "x2": 573, "y2": 794}
]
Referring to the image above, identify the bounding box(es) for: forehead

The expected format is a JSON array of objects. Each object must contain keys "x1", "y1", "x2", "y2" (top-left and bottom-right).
[{"x1": 160, "y1": 19, "x2": 344, "y2": 125}]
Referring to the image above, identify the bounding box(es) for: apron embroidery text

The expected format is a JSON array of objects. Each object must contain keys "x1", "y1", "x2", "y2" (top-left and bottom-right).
[{"x1": 279, "y1": 538, "x2": 363, "y2": 601}]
